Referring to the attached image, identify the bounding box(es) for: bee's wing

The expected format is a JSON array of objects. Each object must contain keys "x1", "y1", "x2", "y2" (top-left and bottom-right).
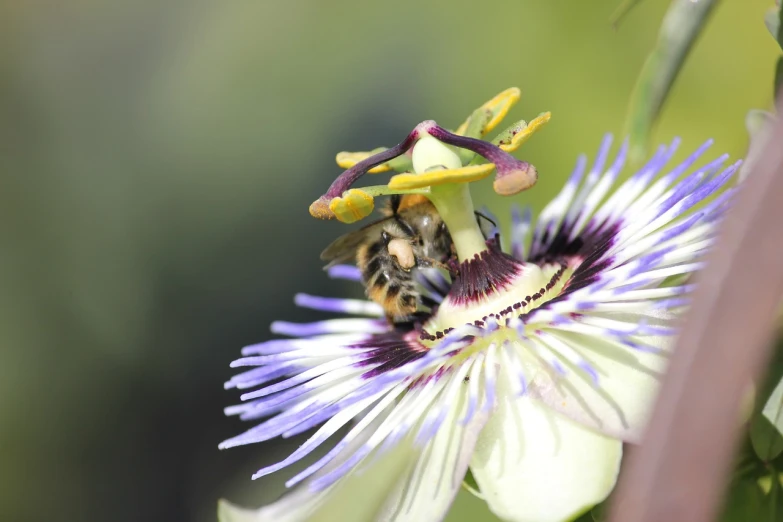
[{"x1": 320, "y1": 219, "x2": 389, "y2": 267}]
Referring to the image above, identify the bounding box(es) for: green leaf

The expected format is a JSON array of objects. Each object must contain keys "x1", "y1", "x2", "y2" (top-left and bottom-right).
[
  {"x1": 775, "y1": 57, "x2": 783, "y2": 101},
  {"x1": 778, "y1": 0, "x2": 783, "y2": 48},
  {"x1": 624, "y1": 0, "x2": 719, "y2": 165},
  {"x1": 590, "y1": 501, "x2": 606, "y2": 521},
  {"x1": 719, "y1": 477, "x2": 765, "y2": 522},
  {"x1": 760, "y1": 470, "x2": 783, "y2": 522},
  {"x1": 751, "y1": 414, "x2": 783, "y2": 461},
  {"x1": 461, "y1": 468, "x2": 481, "y2": 495},
  {"x1": 733, "y1": 437, "x2": 764, "y2": 477}
]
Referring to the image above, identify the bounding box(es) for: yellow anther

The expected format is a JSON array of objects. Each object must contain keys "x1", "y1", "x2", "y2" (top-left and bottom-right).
[
  {"x1": 498, "y1": 112, "x2": 552, "y2": 152},
  {"x1": 388, "y1": 164, "x2": 495, "y2": 190},
  {"x1": 455, "y1": 87, "x2": 521, "y2": 136},
  {"x1": 328, "y1": 189, "x2": 375, "y2": 223},
  {"x1": 309, "y1": 198, "x2": 335, "y2": 220},
  {"x1": 335, "y1": 150, "x2": 391, "y2": 173}
]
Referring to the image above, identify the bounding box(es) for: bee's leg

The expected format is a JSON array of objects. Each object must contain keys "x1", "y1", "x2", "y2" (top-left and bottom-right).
[{"x1": 415, "y1": 255, "x2": 457, "y2": 275}]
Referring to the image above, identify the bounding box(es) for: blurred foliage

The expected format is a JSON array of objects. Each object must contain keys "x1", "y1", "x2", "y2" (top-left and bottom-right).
[
  {"x1": 776, "y1": 2, "x2": 783, "y2": 98},
  {"x1": 0, "y1": 1, "x2": 778, "y2": 522},
  {"x1": 623, "y1": 0, "x2": 719, "y2": 165},
  {"x1": 575, "y1": 341, "x2": 783, "y2": 521},
  {"x1": 740, "y1": 109, "x2": 776, "y2": 182},
  {"x1": 714, "y1": 337, "x2": 783, "y2": 521},
  {"x1": 765, "y1": 0, "x2": 781, "y2": 44},
  {"x1": 776, "y1": 60, "x2": 783, "y2": 99},
  {"x1": 610, "y1": 0, "x2": 647, "y2": 27},
  {"x1": 764, "y1": 0, "x2": 783, "y2": 99}
]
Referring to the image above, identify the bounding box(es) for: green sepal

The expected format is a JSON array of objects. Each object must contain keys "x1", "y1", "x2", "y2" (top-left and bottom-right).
[{"x1": 775, "y1": 57, "x2": 783, "y2": 102}]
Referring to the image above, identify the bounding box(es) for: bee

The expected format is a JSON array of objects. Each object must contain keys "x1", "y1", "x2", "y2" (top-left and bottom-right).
[{"x1": 321, "y1": 194, "x2": 454, "y2": 321}]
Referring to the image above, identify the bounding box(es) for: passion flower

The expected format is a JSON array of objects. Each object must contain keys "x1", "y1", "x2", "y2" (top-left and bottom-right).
[{"x1": 219, "y1": 88, "x2": 739, "y2": 522}]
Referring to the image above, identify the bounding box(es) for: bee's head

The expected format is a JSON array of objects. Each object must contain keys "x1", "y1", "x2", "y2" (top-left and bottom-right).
[{"x1": 409, "y1": 210, "x2": 452, "y2": 261}]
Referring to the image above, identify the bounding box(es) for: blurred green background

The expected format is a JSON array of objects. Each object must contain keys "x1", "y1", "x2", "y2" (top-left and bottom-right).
[{"x1": 0, "y1": 1, "x2": 777, "y2": 521}]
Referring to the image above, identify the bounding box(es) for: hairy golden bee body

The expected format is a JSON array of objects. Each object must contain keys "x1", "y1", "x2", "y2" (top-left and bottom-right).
[{"x1": 321, "y1": 194, "x2": 454, "y2": 321}]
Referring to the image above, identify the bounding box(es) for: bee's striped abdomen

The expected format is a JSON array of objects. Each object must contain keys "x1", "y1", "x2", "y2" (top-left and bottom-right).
[{"x1": 357, "y1": 240, "x2": 419, "y2": 318}]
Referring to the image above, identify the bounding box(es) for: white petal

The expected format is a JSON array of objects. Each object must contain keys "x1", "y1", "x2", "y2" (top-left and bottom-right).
[
  {"x1": 379, "y1": 389, "x2": 490, "y2": 521},
  {"x1": 470, "y1": 373, "x2": 622, "y2": 522},
  {"x1": 219, "y1": 442, "x2": 414, "y2": 522},
  {"x1": 220, "y1": 375, "x2": 489, "y2": 522},
  {"x1": 218, "y1": 491, "x2": 329, "y2": 522},
  {"x1": 527, "y1": 312, "x2": 670, "y2": 441}
]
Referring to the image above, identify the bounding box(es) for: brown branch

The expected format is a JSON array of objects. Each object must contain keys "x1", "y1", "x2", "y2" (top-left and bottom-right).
[{"x1": 608, "y1": 97, "x2": 783, "y2": 522}]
